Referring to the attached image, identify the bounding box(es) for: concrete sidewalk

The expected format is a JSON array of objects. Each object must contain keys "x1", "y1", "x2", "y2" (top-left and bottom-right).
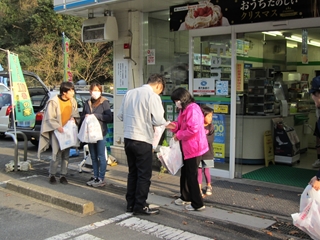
[{"x1": 1, "y1": 156, "x2": 310, "y2": 239}]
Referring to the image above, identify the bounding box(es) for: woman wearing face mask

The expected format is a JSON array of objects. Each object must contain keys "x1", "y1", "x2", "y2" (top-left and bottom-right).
[
  {"x1": 80, "y1": 82, "x2": 113, "y2": 187},
  {"x1": 167, "y1": 88, "x2": 208, "y2": 211}
]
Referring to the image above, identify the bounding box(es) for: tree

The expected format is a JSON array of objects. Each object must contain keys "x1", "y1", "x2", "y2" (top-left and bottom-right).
[{"x1": 0, "y1": 0, "x2": 114, "y2": 87}]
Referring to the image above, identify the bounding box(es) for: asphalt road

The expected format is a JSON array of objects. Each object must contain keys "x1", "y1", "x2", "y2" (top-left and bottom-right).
[{"x1": 0, "y1": 135, "x2": 290, "y2": 240}]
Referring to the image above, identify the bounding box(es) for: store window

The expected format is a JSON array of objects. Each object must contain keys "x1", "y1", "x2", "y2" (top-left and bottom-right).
[
  {"x1": 236, "y1": 28, "x2": 320, "y2": 116},
  {"x1": 145, "y1": 10, "x2": 189, "y2": 95}
]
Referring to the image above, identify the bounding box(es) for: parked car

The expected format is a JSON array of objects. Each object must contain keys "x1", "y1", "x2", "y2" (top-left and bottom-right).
[
  {"x1": 0, "y1": 91, "x2": 12, "y2": 137},
  {"x1": 0, "y1": 71, "x2": 114, "y2": 146}
]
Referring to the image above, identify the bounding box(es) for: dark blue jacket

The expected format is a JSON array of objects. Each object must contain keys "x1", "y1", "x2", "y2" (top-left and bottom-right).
[{"x1": 80, "y1": 96, "x2": 113, "y2": 137}]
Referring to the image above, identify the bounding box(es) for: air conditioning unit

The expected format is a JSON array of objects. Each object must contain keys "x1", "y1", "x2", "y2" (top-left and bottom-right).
[{"x1": 81, "y1": 16, "x2": 118, "y2": 43}]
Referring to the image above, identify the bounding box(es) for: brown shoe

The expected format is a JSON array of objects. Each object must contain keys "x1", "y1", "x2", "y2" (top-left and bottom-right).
[{"x1": 59, "y1": 176, "x2": 68, "y2": 185}]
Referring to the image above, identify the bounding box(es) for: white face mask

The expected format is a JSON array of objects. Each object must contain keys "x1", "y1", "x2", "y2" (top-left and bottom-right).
[
  {"x1": 175, "y1": 100, "x2": 182, "y2": 109},
  {"x1": 91, "y1": 91, "x2": 101, "y2": 100}
]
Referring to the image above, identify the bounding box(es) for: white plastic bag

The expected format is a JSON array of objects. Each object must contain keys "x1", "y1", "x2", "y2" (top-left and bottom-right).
[
  {"x1": 157, "y1": 138, "x2": 183, "y2": 175},
  {"x1": 292, "y1": 185, "x2": 320, "y2": 240},
  {"x1": 54, "y1": 120, "x2": 79, "y2": 150},
  {"x1": 152, "y1": 122, "x2": 170, "y2": 150},
  {"x1": 78, "y1": 115, "x2": 103, "y2": 143},
  {"x1": 299, "y1": 184, "x2": 313, "y2": 212}
]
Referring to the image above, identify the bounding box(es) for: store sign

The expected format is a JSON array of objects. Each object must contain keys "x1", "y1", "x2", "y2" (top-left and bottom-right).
[
  {"x1": 193, "y1": 78, "x2": 215, "y2": 94},
  {"x1": 170, "y1": 0, "x2": 316, "y2": 31},
  {"x1": 115, "y1": 61, "x2": 128, "y2": 95},
  {"x1": 214, "y1": 105, "x2": 228, "y2": 114},
  {"x1": 213, "y1": 114, "x2": 225, "y2": 163}
]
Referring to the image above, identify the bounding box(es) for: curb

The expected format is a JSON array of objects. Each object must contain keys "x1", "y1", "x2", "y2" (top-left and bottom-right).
[{"x1": 6, "y1": 180, "x2": 95, "y2": 215}]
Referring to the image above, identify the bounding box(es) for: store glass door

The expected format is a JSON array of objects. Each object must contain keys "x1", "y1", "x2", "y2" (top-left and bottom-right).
[{"x1": 190, "y1": 27, "x2": 243, "y2": 179}]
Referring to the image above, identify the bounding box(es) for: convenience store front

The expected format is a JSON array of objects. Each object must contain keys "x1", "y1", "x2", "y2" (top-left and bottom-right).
[{"x1": 54, "y1": 0, "x2": 320, "y2": 180}]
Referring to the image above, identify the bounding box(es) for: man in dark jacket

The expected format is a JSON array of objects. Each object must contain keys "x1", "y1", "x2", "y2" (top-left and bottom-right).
[{"x1": 308, "y1": 76, "x2": 320, "y2": 190}]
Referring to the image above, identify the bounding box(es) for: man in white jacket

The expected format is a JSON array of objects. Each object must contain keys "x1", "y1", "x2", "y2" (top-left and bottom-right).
[{"x1": 117, "y1": 73, "x2": 167, "y2": 215}]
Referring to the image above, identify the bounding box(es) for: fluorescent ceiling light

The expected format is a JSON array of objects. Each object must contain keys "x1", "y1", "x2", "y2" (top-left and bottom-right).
[
  {"x1": 287, "y1": 42, "x2": 297, "y2": 48},
  {"x1": 262, "y1": 31, "x2": 282, "y2": 36},
  {"x1": 309, "y1": 40, "x2": 320, "y2": 47}
]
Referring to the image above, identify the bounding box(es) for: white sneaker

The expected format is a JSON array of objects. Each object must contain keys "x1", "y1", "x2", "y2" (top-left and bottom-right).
[
  {"x1": 312, "y1": 159, "x2": 320, "y2": 168},
  {"x1": 185, "y1": 204, "x2": 205, "y2": 211},
  {"x1": 206, "y1": 186, "x2": 212, "y2": 196},
  {"x1": 174, "y1": 198, "x2": 191, "y2": 206},
  {"x1": 91, "y1": 179, "x2": 106, "y2": 187},
  {"x1": 86, "y1": 177, "x2": 96, "y2": 186}
]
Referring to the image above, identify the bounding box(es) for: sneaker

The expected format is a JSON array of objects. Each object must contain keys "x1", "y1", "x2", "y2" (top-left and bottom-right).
[
  {"x1": 91, "y1": 179, "x2": 106, "y2": 188},
  {"x1": 133, "y1": 206, "x2": 160, "y2": 215},
  {"x1": 312, "y1": 159, "x2": 320, "y2": 168},
  {"x1": 174, "y1": 198, "x2": 191, "y2": 206},
  {"x1": 185, "y1": 204, "x2": 205, "y2": 211},
  {"x1": 86, "y1": 177, "x2": 96, "y2": 186},
  {"x1": 59, "y1": 176, "x2": 68, "y2": 185},
  {"x1": 49, "y1": 175, "x2": 57, "y2": 184},
  {"x1": 206, "y1": 186, "x2": 212, "y2": 196}
]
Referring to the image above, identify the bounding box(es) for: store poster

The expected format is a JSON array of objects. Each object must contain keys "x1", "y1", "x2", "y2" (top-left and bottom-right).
[
  {"x1": 8, "y1": 52, "x2": 35, "y2": 127},
  {"x1": 236, "y1": 63, "x2": 244, "y2": 92},
  {"x1": 147, "y1": 49, "x2": 155, "y2": 65},
  {"x1": 115, "y1": 61, "x2": 129, "y2": 95},
  {"x1": 193, "y1": 78, "x2": 215, "y2": 94},
  {"x1": 215, "y1": 81, "x2": 228, "y2": 95},
  {"x1": 170, "y1": 0, "x2": 319, "y2": 32},
  {"x1": 213, "y1": 114, "x2": 225, "y2": 163}
]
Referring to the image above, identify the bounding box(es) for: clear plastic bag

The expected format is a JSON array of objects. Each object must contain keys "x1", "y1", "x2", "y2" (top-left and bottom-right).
[{"x1": 157, "y1": 138, "x2": 183, "y2": 175}]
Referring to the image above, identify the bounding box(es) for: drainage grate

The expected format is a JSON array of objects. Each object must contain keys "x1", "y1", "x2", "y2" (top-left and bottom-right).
[{"x1": 266, "y1": 221, "x2": 311, "y2": 239}]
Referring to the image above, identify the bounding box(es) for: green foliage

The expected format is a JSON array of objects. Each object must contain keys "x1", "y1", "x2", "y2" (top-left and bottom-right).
[{"x1": 0, "y1": 0, "x2": 113, "y2": 87}]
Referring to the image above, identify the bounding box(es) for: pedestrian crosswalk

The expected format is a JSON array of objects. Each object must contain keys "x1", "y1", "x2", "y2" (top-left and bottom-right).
[{"x1": 45, "y1": 213, "x2": 212, "y2": 240}]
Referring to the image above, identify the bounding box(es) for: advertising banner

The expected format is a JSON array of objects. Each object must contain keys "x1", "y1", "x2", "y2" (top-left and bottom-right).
[
  {"x1": 213, "y1": 114, "x2": 225, "y2": 163},
  {"x1": 170, "y1": 0, "x2": 318, "y2": 31},
  {"x1": 63, "y1": 34, "x2": 72, "y2": 82},
  {"x1": 8, "y1": 53, "x2": 35, "y2": 126}
]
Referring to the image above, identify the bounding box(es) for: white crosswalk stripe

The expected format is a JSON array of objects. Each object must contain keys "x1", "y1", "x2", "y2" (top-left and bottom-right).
[
  {"x1": 117, "y1": 217, "x2": 212, "y2": 240},
  {"x1": 71, "y1": 234, "x2": 103, "y2": 240},
  {"x1": 45, "y1": 214, "x2": 212, "y2": 240}
]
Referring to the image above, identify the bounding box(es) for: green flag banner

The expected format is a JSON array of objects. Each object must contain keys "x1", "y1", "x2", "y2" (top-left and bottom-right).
[
  {"x1": 63, "y1": 35, "x2": 73, "y2": 82},
  {"x1": 8, "y1": 53, "x2": 35, "y2": 127}
]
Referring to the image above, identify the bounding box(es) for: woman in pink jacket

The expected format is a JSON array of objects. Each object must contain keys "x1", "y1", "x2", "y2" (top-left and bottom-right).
[{"x1": 167, "y1": 88, "x2": 209, "y2": 211}]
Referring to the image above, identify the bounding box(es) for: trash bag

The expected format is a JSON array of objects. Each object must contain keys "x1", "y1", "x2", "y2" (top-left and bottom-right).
[{"x1": 157, "y1": 138, "x2": 183, "y2": 175}]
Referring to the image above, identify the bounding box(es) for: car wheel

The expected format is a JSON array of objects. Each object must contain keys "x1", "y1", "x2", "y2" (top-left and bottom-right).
[
  {"x1": 0, "y1": 132, "x2": 5, "y2": 138},
  {"x1": 30, "y1": 139, "x2": 39, "y2": 146}
]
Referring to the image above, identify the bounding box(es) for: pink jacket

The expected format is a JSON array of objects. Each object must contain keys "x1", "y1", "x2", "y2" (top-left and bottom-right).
[{"x1": 171, "y1": 103, "x2": 209, "y2": 160}]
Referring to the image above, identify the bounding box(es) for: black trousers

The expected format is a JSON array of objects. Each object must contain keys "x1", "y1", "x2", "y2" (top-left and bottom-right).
[
  {"x1": 124, "y1": 138, "x2": 153, "y2": 211},
  {"x1": 180, "y1": 156, "x2": 204, "y2": 209}
]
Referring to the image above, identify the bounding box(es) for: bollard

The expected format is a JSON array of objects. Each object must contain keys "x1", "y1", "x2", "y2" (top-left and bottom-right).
[{"x1": 5, "y1": 131, "x2": 28, "y2": 172}]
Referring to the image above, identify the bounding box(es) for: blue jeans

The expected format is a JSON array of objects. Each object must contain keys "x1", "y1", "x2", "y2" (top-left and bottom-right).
[{"x1": 88, "y1": 138, "x2": 107, "y2": 180}]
